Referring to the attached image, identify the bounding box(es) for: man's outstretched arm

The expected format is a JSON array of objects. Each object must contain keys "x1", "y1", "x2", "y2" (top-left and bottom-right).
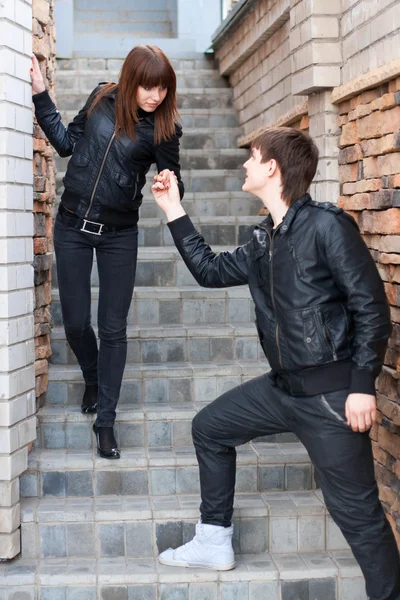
[{"x1": 152, "y1": 170, "x2": 251, "y2": 288}]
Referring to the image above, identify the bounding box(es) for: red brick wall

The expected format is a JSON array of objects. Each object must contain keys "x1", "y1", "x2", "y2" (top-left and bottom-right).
[
  {"x1": 338, "y1": 78, "x2": 400, "y2": 546},
  {"x1": 33, "y1": 0, "x2": 56, "y2": 406}
]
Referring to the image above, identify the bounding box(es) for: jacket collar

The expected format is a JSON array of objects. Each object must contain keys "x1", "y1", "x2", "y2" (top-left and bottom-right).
[{"x1": 259, "y1": 193, "x2": 311, "y2": 233}]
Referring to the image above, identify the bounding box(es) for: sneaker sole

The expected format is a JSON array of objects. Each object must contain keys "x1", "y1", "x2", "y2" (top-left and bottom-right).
[{"x1": 159, "y1": 557, "x2": 236, "y2": 571}]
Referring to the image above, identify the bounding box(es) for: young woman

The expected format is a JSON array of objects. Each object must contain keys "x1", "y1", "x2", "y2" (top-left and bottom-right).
[{"x1": 31, "y1": 45, "x2": 184, "y2": 459}]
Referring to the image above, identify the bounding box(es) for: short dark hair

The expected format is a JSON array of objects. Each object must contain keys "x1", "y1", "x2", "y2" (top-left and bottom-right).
[{"x1": 251, "y1": 127, "x2": 319, "y2": 206}]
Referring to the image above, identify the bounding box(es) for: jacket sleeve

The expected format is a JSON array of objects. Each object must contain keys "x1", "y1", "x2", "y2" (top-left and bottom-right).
[
  {"x1": 168, "y1": 215, "x2": 251, "y2": 288},
  {"x1": 32, "y1": 87, "x2": 99, "y2": 158},
  {"x1": 323, "y1": 211, "x2": 392, "y2": 395},
  {"x1": 154, "y1": 123, "x2": 184, "y2": 200}
]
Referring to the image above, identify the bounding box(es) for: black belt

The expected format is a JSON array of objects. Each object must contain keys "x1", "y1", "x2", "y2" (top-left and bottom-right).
[{"x1": 58, "y1": 204, "x2": 137, "y2": 235}]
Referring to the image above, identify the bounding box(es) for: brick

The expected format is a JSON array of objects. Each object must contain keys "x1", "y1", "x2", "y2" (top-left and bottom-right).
[
  {"x1": 382, "y1": 107, "x2": 400, "y2": 135},
  {"x1": 338, "y1": 144, "x2": 362, "y2": 164},
  {"x1": 372, "y1": 440, "x2": 390, "y2": 466},
  {"x1": 339, "y1": 121, "x2": 357, "y2": 147},
  {"x1": 380, "y1": 254, "x2": 400, "y2": 265},
  {"x1": 378, "y1": 425, "x2": 400, "y2": 457},
  {"x1": 339, "y1": 162, "x2": 358, "y2": 183},
  {"x1": 33, "y1": 238, "x2": 47, "y2": 254},
  {"x1": 384, "y1": 283, "x2": 398, "y2": 305},
  {"x1": 376, "y1": 153, "x2": 400, "y2": 176},
  {"x1": 355, "y1": 178, "x2": 382, "y2": 193},
  {"x1": 359, "y1": 209, "x2": 400, "y2": 235},
  {"x1": 363, "y1": 156, "x2": 378, "y2": 179}
]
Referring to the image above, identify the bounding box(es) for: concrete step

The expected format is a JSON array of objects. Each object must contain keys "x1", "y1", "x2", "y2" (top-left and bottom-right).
[
  {"x1": 52, "y1": 285, "x2": 255, "y2": 328},
  {"x1": 0, "y1": 550, "x2": 365, "y2": 599},
  {"x1": 55, "y1": 70, "x2": 230, "y2": 95},
  {"x1": 22, "y1": 442, "x2": 312, "y2": 497},
  {"x1": 55, "y1": 167, "x2": 245, "y2": 196},
  {"x1": 51, "y1": 245, "x2": 244, "y2": 288},
  {"x1": 20, "y1": 491, "x2": 350, "y2": 561},
  {"x1": 58, "y1": 108, "x2": 240, "y2": 131},
  {"x1": 34, "y1": 401, "x2": 302, "y2": 450},
  {"x1": 140, "y1": 191, "x2": 261, "y2": 218},
  {"x1": 56, "y1": 56, "x2": 217, "y2": 73},
  {"x1": 46, "y1": 360, "x2": 269, "y2": 407},
  {"x1": 53, "y1": 191, "x2": 261, "y2": 219},
  {"x1": 136, "y1": 216, "x2": 260, "y2": 247},
  {"x1": 55, "y1": 88, "x2": 235, "y2": 111},
  {"x1": 55, "y1": 148, "x2": 249, "y2": 174},
  {"x1": 49, "y1": 323, "x2": 261, "y2": 366}
]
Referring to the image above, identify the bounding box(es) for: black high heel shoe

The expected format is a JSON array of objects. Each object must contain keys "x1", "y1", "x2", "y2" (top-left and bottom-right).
[
  {"x1": 93, "y1": 422, "x2": 120, "y2": 459},
  {"x1": 81, "y1": 384, "x2": 98, "y2": 414}
]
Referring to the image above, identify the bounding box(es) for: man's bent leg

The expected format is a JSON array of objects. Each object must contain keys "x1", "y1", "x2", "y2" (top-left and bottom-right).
[
  {"x1": 159, "y1": 373, "x2": 290, "y2": 570},
  {"x1": 192, "y1": 373, "x2": 290, "y2": 526},
  {"x1": 292, "y1": 390, "x2": 400, "y2": 600}
]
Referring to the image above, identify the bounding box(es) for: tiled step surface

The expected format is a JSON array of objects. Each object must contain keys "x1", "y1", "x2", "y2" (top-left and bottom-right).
[
  {"x1": 49, "y1": 323, "x2": 261, "y2": 366},
  {"x1": 54, "y1": 191, "x2": 262, "y2": 219},
  {"x1": 56, "y1": 56, "x2": 217, "y2": 72},
  {"x1": 56, "y1": 87, "x2": 235, "y2": 110},
  {"x1": 0, "y1": 550, "x2": 366, "y2": 599},
  {"x1": 52, "y1": 246, "x2": 245, "y2": 288},
  {"x1": 20, "y1": 491, "x2": 349, "y2": 560},
  {"x1": 46, "y1": 360, "x2": 271, "y2": 409},
  {"x1": 59, "y1": 108, "x2": 240, "y2": 131},
  {"x1": 56, "y1": 166, "x2": 245, "y2": 195},
  {"x1": 52, "y1": 286, "x2": 255, "y2": 327},
  {"x1": 55, "y1": 69, "x2": 231, "y2": 94},
  {"x1": 55, "y1": 147, "x2": 249, "y2": 174},
  {"x1": 136, "y1": 216, "x2": 260, "y2": 247},
  {"x1": 22, "y1": 444, "x2": 313, "y2": 499}
]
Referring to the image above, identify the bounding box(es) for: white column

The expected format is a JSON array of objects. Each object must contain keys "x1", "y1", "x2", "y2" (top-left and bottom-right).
[{"x1": 0, "y1": 0, "x2": 36, "y2": 560}]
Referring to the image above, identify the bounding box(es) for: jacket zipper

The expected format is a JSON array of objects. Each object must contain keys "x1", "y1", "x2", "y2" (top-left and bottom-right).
[
  {"x1": 84, "y1": 131, "x2": 116, "y2": 219},
  {"x1": 323, "y1": 323, "x2": 338, "y2": 361},
  {"x1": 259, "y1": 223, "x2": 283, "y2": 368}
]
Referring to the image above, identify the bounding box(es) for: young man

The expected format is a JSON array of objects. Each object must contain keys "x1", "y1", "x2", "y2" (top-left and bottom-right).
[{"x1": 152, "y1": 127, "x2": 400, "y2": 600}]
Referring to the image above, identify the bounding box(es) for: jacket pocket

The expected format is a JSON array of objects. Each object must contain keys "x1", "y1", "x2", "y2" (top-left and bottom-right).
[
  {"x1": 112, "y1": 171, "x2": 138, "y2": 203},
  {"x1": 303, "y1": 309, "x2": 330, "y2": 364},
  {"x1": 63, "y1": 153, "x2": 91, "y2": 195}
]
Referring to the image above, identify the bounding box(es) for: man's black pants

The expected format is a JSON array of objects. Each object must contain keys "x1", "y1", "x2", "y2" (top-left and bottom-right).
[{"x1": 192, "y1": 373, "x2": 400, "y2": 600}]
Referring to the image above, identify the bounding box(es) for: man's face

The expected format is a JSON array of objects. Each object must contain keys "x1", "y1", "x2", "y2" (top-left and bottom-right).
[{"x1": 242, "y1": 147, "x2": 269, "y2": 195}]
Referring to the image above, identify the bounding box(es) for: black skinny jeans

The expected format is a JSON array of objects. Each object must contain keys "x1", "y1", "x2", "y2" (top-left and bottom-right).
[
  {"x1": 192, "y1": 373, "x2": 400, "y2": 600},
  {"x1": 53, "y1": 211, "x2": 138, "y2": 427}
]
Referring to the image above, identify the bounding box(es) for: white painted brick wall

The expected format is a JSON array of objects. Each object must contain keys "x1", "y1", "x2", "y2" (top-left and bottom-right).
[
  {"x1": 340, "y1": 0, "x2": 400, "y2": 84},
  {"x1": 0, "y1": 0, "x2": 35, "y2": 560}
]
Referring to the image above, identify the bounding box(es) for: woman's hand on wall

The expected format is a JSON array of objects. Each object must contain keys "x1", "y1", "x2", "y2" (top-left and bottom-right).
[{"x1": 30, "y1": 55, "x2": 46, "y2": 95}]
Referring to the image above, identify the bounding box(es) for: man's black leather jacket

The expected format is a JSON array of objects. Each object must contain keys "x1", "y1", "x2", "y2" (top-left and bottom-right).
[
  {"x1": 33, "y1": 85, "x2": 184, "y2": 226},
  {"x1": 168, "y1": 194, "x2": 391, "y2": 396}
]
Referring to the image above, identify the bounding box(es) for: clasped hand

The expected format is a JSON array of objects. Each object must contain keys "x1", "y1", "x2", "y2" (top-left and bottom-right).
[{"x1": 152, "y1": 169, "x2": 186, "y2": 222}]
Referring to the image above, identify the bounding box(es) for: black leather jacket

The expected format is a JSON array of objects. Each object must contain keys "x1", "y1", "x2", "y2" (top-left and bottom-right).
[
  {"x1": 168, "y1": 195, "x2": 391, "y2": 396},
  {"x1": 33, "y1": 85, "x2": 184, "y2": 226}
]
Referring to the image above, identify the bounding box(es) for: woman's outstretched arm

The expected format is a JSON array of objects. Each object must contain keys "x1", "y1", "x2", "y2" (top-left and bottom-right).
[{"x1": 31, "y1": 55, "x2": 96, "y2": 158}]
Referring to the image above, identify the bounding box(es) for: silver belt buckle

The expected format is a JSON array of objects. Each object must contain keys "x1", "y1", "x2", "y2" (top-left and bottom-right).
[{"x1": 80, "y1": 219, "x2": 104, "y2": 235}]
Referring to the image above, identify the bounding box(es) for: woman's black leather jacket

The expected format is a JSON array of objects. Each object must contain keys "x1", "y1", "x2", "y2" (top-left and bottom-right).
[
  {"x1": 167, "y1": 194, "x2": 392, "y2": 397},
  {"x1": 33, "y1": 85, "x2": 184, "y2": 226}
]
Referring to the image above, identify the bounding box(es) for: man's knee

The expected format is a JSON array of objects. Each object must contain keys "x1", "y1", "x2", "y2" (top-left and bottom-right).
[{"x1": 192, "y1": 407, "x2": 211, "y2": 445}]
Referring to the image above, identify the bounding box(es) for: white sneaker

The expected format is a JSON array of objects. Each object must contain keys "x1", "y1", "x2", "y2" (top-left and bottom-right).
[{"x1": 159, "y1": 521, "x2": 235, "y2": 571}]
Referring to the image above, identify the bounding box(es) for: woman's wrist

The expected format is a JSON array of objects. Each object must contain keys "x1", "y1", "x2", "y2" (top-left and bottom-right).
[
  {"x1": 32, "y1": 84, "x2": 46, "y2": 96},
  {"x1": 166, "y1": 206, "x2": 186, "y2": 222}
]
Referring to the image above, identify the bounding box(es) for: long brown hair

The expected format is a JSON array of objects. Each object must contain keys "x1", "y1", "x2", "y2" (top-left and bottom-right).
[
  {"x1": 251, "y1": 127, "x2": 319, "y2": 206},
  {"x1": 89, "y1": 45, "x2": 178, "y2": 145}
]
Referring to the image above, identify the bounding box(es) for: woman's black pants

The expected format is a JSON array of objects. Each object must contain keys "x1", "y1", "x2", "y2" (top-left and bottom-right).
[
  {"x1": 192, "y1": 373, "x2": 400, "y2": 600},
  {"x1": 53, "y1": 211, "x2": 138, "y2": 427}
]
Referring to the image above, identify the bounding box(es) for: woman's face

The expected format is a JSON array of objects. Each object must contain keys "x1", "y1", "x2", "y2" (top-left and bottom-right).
[{"x1": 136, "y1": 85, "x2": 168, "y2": 112}]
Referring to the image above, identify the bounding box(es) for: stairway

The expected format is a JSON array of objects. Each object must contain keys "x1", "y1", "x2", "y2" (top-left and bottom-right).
[{"x1": 1, "y1": 56, "x2": 366, "y2": 599}]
